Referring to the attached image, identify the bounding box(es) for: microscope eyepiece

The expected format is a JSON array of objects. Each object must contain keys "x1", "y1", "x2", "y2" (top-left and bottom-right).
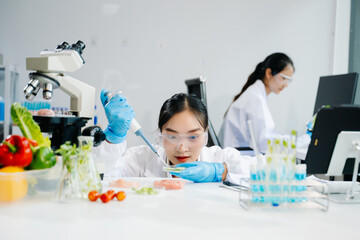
[
  {"x1": 71, "y1": 40, "x2": 86, "y2": 55},
  {"x1": 56, "y1": 41, "x2": 71, "y2": 50}
]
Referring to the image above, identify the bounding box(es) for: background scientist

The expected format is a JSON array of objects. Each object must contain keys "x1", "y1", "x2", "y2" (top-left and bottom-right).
[{"x1": 218, "y1": 52, "x2": 311, "y2": 153}]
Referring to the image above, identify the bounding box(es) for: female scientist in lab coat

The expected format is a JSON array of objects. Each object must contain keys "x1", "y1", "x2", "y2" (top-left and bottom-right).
[
  {"x1": 94, "y1": 90, "x2": 255, "y2": 183},
  {"x1": 218, "y1": 52, "x2": 310, "y2": 153}
]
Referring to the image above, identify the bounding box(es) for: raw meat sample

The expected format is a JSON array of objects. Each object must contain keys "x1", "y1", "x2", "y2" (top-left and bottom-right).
[
  {"x1": 154, "y1": 179, "x2": 185, "y2": 190},
  {"x1": 109, "y1": 179, "x2": 140, "y2": 188}
]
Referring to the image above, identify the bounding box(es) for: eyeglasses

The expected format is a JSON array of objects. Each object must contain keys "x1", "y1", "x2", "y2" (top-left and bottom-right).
[
  {"x1": 159, "y1": 132, "x2": 208, "y2": 148},
  {"x1": 275, "y1": 73, "x2": 293, "y2": 84}
]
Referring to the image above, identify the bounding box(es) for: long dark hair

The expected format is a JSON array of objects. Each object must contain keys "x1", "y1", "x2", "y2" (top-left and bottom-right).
[
  {"x1": 224, "y1": 53, "x2": 294, "y2": 117},
  {"x1": 158, "y1": 93, "x2": 208, "y2": 131},
  {"x1": 235, "y1": 52, "x2": 294, "y2": 101}
]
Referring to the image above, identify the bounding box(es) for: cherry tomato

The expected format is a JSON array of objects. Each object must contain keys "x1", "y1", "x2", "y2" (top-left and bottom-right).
[
  {"x1": 88, "y1": 190, "x2": 100, "y2": 201},
  {"x1": 100, "y1": 193, "x2": 112, "y2": 203},
  {"x1": 106, "y1": 190, "x2": 116, "y2": 200},
  {"x1": 116, "y1": 191, "x2": 126, "y2": 201}
]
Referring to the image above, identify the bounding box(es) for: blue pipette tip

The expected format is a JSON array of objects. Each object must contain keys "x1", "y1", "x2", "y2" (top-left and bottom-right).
[{"x1": 136, "y1": 130, "x2": 160, "y2": 157}]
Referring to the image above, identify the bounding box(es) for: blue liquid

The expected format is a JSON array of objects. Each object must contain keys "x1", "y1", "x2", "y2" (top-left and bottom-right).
[{"x1": 0, "y1": 98, "x2": 4, "y2": 121}]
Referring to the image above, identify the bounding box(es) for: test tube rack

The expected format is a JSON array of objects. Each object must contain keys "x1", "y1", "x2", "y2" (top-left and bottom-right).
[{"x1": 239, "y1": 178, "x2": 329, "y2": 211}]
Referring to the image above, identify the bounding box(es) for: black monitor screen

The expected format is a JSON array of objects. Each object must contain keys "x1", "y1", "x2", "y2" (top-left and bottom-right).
[
  {"x1": 188, "y1": 84, "x2": 201, "y2": 100},
  {"x1": 313, "y1": 73, "x2": 358, "y2": 115},
  {"x1": 306, "y1": 105, "x2": 360, "y2": 174},
  {"x1": 185, "y1": 78, "x2": 203, "y2": 103}
]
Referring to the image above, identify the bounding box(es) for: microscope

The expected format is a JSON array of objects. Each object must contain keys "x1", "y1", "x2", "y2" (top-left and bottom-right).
[{"x1": 23, "y1": 41, "x2": 96, "y2": 149}]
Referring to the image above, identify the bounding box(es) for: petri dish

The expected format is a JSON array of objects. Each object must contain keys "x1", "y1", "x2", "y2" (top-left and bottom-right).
[{"x1": 162, "y1": 166, "x2": 185, "y2": 173}]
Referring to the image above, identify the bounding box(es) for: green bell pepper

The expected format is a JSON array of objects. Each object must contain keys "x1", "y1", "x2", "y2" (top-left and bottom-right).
[{"x1": 28, "y1": 147, "x2": 56, "y2": 170}]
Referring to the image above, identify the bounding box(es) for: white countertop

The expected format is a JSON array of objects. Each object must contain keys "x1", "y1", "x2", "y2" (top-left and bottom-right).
[{"x1": 0, "y1": 178, "x2": 359, "y2": 240}]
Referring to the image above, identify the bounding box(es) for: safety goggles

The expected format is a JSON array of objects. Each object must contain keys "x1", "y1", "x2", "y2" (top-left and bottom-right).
[
  {"x1": 158, "y1": 132, "x2": 208, "y2": 149},
  {"x1": 275, "y1": 73, "x2": 293, "y2": 85}
]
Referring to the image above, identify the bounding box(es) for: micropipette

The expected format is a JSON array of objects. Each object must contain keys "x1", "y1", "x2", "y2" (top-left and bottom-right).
[{"x1": 104, "y1": 90, "x2": 160, "y2": 157}]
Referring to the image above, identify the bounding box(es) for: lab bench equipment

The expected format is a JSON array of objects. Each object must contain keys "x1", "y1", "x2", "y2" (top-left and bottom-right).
[
  {"x1": 0, "y1": 158, "x2": 62, "y2": 203},
  {"x1": 239, "y1": 167, "x2": 329, "y2": 211},
  {"x1": 56, "y1": 136, "x2": 102, "y2": 201},
  {"x1": 326, "y1": 131, "x2": 360, "y2": 203},
  {"x1": 239, "y1": 136, "x2": 329, "y2": 211},
  {"x1": 22, "y1": 101, "x2": 51, "y2": 111},
  {"x1": 33, "y1": 115, "x2": 90, "y2": 150},
  {"x1": 306, "y1": 105, "x2": 360, "y2": 175}
]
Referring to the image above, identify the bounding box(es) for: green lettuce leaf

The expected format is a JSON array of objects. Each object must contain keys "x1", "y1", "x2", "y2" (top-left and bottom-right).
[{"x1": 11, "y1": 103, "x2": 51, "y2": 148}]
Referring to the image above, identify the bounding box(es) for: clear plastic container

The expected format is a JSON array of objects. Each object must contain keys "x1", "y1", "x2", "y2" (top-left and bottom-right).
[{"x1": 0, "y1": 159, "x2": 62, "y2": 203}]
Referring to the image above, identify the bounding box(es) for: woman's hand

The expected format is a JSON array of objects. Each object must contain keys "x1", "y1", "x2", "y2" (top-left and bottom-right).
[
  {"x1": 100, "y1": 89, "x2": 135, "y2": 144},
  {"x1": 170, "y1": 161, "x2": 226, "y2": 183}
]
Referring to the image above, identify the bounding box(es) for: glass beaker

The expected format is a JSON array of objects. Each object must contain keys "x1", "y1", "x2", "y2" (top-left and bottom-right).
[
  {"x1": 57, "y1": 155, "x2": 82, "y2": 202},
  {"x1": 76, "y1": 136, "x2": 102, "y2": 198},
  {"x1": 56, "y1": 136, "x2": 102, "y2": 201}
]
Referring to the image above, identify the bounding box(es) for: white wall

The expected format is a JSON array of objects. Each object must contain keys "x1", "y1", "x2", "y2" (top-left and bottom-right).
[{"x1": 0, "y1": 0, "x2": 350, "y2": 147}]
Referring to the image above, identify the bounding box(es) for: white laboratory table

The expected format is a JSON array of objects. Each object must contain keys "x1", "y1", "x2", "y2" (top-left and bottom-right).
[{"x1": 0, "y1": 178, "x2": 359, "y2": 240}]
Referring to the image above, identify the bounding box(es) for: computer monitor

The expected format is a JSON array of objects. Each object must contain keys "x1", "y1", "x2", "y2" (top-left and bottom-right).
[
  {"x1": 184, "y1": 77, "x2": 221, "y2": 147},
  {"x1": 305, "y1": 105, "x2": 360, "y2": 174},
  {"x1": 313, "y1": 73, "x2": 358, "y2": 115},
  {"x1": 185, "y1": 77, "x2": 207, "y2": 106}
]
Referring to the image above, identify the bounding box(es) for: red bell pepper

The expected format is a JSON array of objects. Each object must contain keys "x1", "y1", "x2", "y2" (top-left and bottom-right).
[{"x1": 0, "y1": 135, "x2": 33, "y2": 167}]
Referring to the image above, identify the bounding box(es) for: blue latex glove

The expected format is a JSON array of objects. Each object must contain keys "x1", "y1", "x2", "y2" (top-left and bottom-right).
[
  {"x1": 170, "y1": 161, "x2": 225, "y2": 183},
  {"x1": 306, "y1": 121, "x2": 313, "y2": 138},
  {"x1": 100, "y1": 88, "x2": 135, "y2": 144}
]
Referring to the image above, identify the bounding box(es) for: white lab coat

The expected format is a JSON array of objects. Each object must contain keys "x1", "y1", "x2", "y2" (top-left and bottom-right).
[
  {"x1": 218, "y1": 80, "x2": 310, "y2": 153},
  {"x1": 93, "y1": 140, "x2": 256, "y2": 183}
]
